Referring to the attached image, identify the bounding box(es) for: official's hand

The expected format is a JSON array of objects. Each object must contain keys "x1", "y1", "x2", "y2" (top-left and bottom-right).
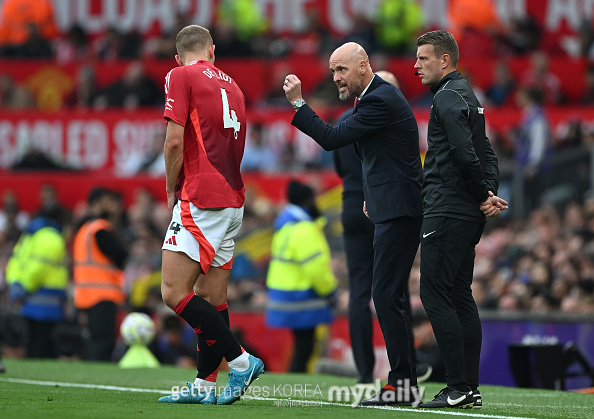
[
  {"x1": 363, "y1": 201, "x2": 369, "y2": 219},
  {"x1": 167, "y1": 191, "x2": 177, "y2": 212},
  {"x1": 283, "y1": 74, "x2": 303, "y2": 105},
  {"x1": 480, "y1": 191, "x2": 509, "y2": 217}
]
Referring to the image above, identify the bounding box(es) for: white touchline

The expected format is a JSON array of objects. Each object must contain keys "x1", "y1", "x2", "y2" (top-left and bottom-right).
[{"x1": 0, "y1": 377, "x2": 539, "y2": 419}]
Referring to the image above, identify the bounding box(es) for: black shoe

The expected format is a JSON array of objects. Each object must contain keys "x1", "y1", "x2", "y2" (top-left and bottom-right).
[
  {"x1": 359, "y1": 384, "x2": 421, "y2": 407},
  {"x1": 0, "y1": 360, "x2": 5, "y2": 373},
  {"x1": 472, "y1": 389, "x2": 482, "y2": 409},
  {"x1": 419, "y1": 386, "x2": 474, "y2": 409}
]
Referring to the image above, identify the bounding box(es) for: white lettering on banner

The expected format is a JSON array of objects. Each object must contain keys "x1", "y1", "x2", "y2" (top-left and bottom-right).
[
  {"x1": 0, "y1": 121, "x2": 65, "y2": 168},
  {"x1": 113, "y1": 121, "x2": 162, "y2": 175},
  {"x1": 494, "y1": 0, "x2": 527, "y2": 25},
  {"x1": 66, "y1": 121, "x2": 108, "y2": 169},
  {"x1": 326, "y1": 0, "x2": 384, "y2": 34},
  {"x1": 53, "y1": 0, "x2": 215, "y2": 35},
  {"x1": 546, "y1": 0, "x2": 580, "y2": 31},
  {"x1": 50, "y1": 0, "x2": 594, "y2": 38},
  {"x1": 419, "y1": 0, "x2": 449, "y2": 28},
  {"x1": 545, "y1": 0, "x2": 594, "y2": 31},
  {"x1": 260, "y1": 0, "x2": 310, "y2": 33},
  {"x1": 139, "y1": 0, "x2": 174, "y2": 32},
  {"x1": 85, "y1": 122, "x2": 109, "y2": 168},
  {"x1": 76, "y1": 0, "x2": 103, "y2": 33},
  {"x1": 0, "y1": 122, "x2": 16, "y2": 168}
]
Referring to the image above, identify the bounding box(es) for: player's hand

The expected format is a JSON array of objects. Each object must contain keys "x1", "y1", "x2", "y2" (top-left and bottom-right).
[
  {"x1": 167, "y1": 191, "x2": 177, "y2": 212},
  {"x1": 363, "y1": 201, "x2": 369, "y2": 219},
  {"x1": 283, "y1": 74, "x2": 303, "y2": 104}
]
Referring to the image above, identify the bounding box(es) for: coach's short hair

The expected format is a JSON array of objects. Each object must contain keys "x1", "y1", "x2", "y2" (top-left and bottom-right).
[
  {"x1": 416, "y1": 30, "x2": 459, "y2": 67},
  {"x1": 176, "y1": 25, "x2": 213, "y2": 60}
]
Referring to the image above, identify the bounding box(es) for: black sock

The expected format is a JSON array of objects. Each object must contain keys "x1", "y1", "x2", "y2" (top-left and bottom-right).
[
  {"x1": 174, "y1": 294, "x2": 242, "y2": 361},
  {"x1": 196, "y1": 303, "x2": 231, "y2": 380}
]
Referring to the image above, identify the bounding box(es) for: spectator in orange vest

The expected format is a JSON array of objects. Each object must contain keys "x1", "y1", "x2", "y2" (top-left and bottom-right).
[
  {"x1": 0, "y1": 0, "x2": 58, "y2": 56},
  {"x1": 73, "y1": 188, "x2": 128, "y2": 361}
]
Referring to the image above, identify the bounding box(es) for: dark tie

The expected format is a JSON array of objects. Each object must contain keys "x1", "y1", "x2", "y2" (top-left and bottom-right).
[{"x1": 354, "y1": 97, "x2": 359, "y2": 107}]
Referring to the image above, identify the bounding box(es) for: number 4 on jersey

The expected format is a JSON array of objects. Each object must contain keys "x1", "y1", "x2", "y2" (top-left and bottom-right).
[{"x1": 220, "y1": 88, "x2": 241, "y2": 139}]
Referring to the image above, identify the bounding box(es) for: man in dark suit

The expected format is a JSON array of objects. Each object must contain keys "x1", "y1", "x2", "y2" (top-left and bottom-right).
[
  {"x1": 334, "y1": 71, "x2": 410, "y2": 387},
  {"x1": 284, "y1": 43, "x2": 423, "y2": 406}
]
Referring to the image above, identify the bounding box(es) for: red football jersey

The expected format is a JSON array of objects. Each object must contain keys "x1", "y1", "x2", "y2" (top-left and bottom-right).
[{"x1": 164, "y1": 60, "x2": 246, "y2": 208}]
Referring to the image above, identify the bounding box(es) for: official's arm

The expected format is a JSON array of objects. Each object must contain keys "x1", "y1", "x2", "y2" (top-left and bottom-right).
[{"x1": 435, "y1": 90, "x2": 489, "y2": 203}]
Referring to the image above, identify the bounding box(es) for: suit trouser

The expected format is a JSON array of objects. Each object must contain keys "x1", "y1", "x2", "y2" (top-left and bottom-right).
[
  {"x1": 373, "y1": 216, "x2": 422, "y2": 386},
  {"x1": 419, "y1": 216, "x2": 484, "y2": 388},
  {"x1": 343, "y1": 207, "x2": 375, "y2": 383}
]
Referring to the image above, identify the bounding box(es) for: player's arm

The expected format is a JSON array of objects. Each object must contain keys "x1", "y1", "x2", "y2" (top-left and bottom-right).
[{"x1": 164, "y1": 120, "x2": 184, "y2": 211}]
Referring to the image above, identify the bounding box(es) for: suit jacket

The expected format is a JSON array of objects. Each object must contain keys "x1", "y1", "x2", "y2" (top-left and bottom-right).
[{"x1": 293, "y1": 75, "x2": 423, "y2": 224}]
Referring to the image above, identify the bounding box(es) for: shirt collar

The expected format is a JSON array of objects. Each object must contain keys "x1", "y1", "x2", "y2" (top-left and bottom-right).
[
  {"x1": 358, "y1": 75, "x2": 375, "y2": 100},
  {"x1": 430, "y1": 71, "x2": 461, "y2": 93}
]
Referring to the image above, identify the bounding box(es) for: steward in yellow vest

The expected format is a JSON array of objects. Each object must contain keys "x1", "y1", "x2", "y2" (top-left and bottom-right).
[
  {"x1": 6, "y1": 213, "x2": 67, "y2": 358},
  {"x1": 266, "y1": 181, "x2": 337, "y2": 372}
]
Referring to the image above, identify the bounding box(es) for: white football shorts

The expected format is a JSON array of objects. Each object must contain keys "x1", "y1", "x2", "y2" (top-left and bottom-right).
[{"x1": 162, "y1": 200, "x2": 244, "y2": 274}]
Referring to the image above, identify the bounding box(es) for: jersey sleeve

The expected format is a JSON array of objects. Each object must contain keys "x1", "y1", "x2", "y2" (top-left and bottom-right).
[{"x1": 164, "y1": 68, "x2": 190, "y2": 126}]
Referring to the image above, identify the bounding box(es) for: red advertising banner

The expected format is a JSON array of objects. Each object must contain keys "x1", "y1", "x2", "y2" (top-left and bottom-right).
[{"x1": 1, "y1": 107, "x2": 592, "y2": 173}]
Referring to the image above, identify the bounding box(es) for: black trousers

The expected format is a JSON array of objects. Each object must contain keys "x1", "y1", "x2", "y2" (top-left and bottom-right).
[
  {"x1": 26, "y1": 319, "x2": 57, "y2": 359},
  {"x1": 342, "y1": 207, "x2": 376, "y2": 383},
  {"x1": 419, "y1": 216, "x2": 484, "y2": 388},
  {"x1": 85, "y1": 301, "x2": 118, "y2": 361},
  {"x1": 290, "y1": 328, "x2": 315, "y2": 373},
  {"x1": 373, "y1": 216, "x2": 422, "y2": 386}
]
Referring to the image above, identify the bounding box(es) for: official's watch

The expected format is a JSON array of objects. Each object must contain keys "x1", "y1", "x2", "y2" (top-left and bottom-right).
[{"x1": 292, "y1": 99, "x2": 306, "y2": 110}]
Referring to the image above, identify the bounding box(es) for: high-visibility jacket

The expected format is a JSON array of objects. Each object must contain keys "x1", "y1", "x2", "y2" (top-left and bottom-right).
[
  {"x1": 73, "y1": 218, "x2": 125, "y2": 309},
  {"x1": 266, "y1": 205, "x2": 337, "y2": 330},
  {"x1": 0, "y1": 0, "x2": 58, "y2": 46},
  {"x1": 6, "y1": 217, "x2": 67, "y2": 322}
]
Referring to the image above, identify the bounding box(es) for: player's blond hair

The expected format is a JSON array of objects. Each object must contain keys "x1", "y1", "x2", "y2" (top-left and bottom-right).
[{"x1": 176, "y1": 25, "x2": 213, "y2": 60}]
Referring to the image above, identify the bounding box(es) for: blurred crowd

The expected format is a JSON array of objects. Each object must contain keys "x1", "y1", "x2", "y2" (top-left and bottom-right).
[
  {"x1": 1, "y1": 0, "x2": 594, "y2": 111},
  {"x1": 1, "y1": 0, "x2": 594, "y2": 367},
  {"x1": 1, "y1": 181, "x2": 593, "y2": 360}
]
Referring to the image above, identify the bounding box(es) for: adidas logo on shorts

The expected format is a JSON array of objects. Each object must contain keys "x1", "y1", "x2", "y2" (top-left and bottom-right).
[{"x1": 165, "y1": 236, "x2": 177, "y2": 246}]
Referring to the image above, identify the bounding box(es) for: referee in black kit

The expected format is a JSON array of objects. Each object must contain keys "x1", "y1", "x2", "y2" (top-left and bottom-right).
[{"x1": 413, "y1": 30, "x2": 508, "y2": 409}]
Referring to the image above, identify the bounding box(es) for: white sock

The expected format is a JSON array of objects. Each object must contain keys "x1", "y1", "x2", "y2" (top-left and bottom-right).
[
  {"x1": 227, "y1": 351, "x2": 250, "y2": 372},
  {"x1": 193, "y1": 378, "x2": 216, "y2": 391}
]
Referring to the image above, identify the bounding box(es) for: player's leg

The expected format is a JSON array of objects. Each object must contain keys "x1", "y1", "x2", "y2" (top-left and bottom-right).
[
  {"x1": 207, "y1": 207, "x2": 264, "y2": 404},
  {"x1": 193, "y1": 270, "x2": 232, "y2": 392},
  {"x1": 160, "y1": 250, "x2": 242, "y2": 404}
]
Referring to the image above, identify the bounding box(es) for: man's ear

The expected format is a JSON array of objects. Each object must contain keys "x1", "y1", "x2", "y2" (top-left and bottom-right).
[
  {"x1": 441, "y1": 54, "x2": 451, "y2": 70},
  {"x1": 175, "y1": 55, "x2": 183, "y2": 67}
]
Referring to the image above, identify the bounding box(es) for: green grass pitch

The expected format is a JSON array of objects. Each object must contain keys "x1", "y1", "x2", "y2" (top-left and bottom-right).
[{"x1": 0, "y1": 359, "x2": 592, "y2": 418}]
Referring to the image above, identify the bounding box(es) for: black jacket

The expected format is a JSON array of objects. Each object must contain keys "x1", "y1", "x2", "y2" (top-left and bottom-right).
[
  {"x1": 293, "y1": 75, "x2": 423, "y2": 224},
  {"x1": 332, "y1": 108, "x2": 364, "y2": 205},
  {"x1": 423, "y1": 71, "x2": 499, "y2": 223}
]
